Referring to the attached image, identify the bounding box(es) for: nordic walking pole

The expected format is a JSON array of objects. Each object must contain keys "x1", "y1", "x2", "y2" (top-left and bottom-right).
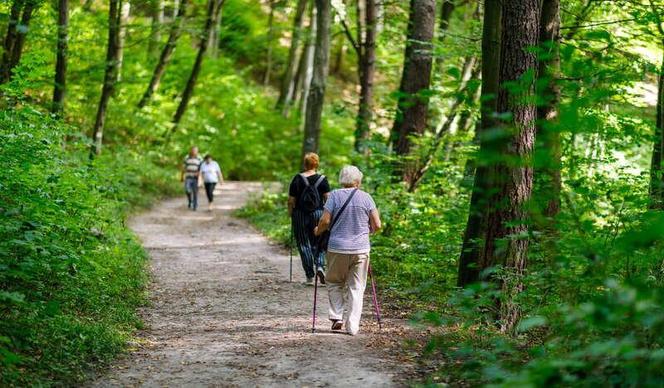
[
  {"x1": 289, "y1": 225, "x2": 293, "y2": 283},
  {"x1": 312, "y1": 272, "x2": 318, "y2": 333},
  {"x1": 368, "y1": 264, "x2": 383, "y2": 330}
]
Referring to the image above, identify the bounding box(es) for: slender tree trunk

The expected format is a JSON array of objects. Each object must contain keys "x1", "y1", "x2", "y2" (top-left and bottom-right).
[
  {"x1": 457, "y1": 0, "x2": 502, "y2": 287},
  {"x1": 535, "y1": 0, "x2": 562, "y2": 220},
  {"x1": 1, "y1": 0, "x2": 23, "y2": 83},
  {"x1": 331, "y1": 32, "x2": 346, "y2": 75},
  {"x1": 390, "y1": 0, "x2": 436, "y2": 159},
  {"x1": 208, "y1": 1, "x2": 222, "y2": 57},
  {"x1": 52, "y1": 0, "x2": 69, "y2": 116},
  {"x1": 90, "y1": 0, "x2": 122, "y2": 159},
  {"x1": 171, "y1": 0, "x2": 179, "y2": 19},
  {"x1": 354, "y1": 0, "x2": 377, "y2": 153},
  {"x1": 149, "y1": 0, "x2": 165, "y2": 58},
  {"x1": 276, "y1": 0, "x2": 308, "y2": 112},
  {"x1": 650, "y1": 51, "x2": 664, "y2": 209},
  {"x1": 296, "y1": 4, "x2": 316, "y2": 122},
  {"x1": 479, "y1": 0, "x2": 540, "y2": 333},
  {"x1": 301, "y1": 0, "x2": 331, "y2": 157},
  {"x1": 115, "y1": 0, "x2": 131, "y2": 82},
  {"x1": 263, "y1": 0, "x2": 276, "y2": 85},
  {"x1": 1, "y1": 1, "x2": 36, "y2": 83},
  {"x1": 138, "y1": 0, "x2": 188, "y2": 109},
  {"x1": 435, "y1": 0, "x2": 454, "y2": 73},
  {"x1": 170, "y1": 0, "x2": 224, "y2": 133}
]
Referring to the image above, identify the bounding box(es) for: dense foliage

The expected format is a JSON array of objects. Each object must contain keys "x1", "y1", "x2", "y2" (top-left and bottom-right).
[{"x1": 1, "y1": 0, "x2": 664, "y2": 386}]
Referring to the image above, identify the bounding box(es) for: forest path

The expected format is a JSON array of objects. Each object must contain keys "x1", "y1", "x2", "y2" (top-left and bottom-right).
[{"x1": 92, "y1": 181, "x2": 411, "y2": 387}]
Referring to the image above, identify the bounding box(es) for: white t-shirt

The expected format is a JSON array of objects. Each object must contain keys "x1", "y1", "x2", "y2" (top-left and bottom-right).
[{"x1": 200, "y1": 161, "x2": 221, "y2": 183}]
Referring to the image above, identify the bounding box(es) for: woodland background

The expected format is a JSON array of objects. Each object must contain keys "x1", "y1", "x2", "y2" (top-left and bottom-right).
[{"x1": 1, "y1": 0, "x2": 664, "y2": 385}]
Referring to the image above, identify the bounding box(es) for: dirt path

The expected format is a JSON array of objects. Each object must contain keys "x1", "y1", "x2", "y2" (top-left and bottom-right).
[{"x1": 92, "y1": 182, "x2": 412, "y2": 387}]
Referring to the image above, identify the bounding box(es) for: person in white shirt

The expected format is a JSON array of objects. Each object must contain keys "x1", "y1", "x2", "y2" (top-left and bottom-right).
[{"x1": 200, "y1": 154, "x2": 224, "y2": 211}]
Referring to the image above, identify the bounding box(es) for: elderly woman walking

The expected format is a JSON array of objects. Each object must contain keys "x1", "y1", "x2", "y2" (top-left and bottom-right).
[
  {"x1": 288, "y1": 153, "x2": 331, "y2": 285},
  {"x1": 314, "y1": 166, "x2": 381, "y2": 335}
]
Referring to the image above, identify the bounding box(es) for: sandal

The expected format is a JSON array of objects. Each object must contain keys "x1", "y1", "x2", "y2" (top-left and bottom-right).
[{"x1": 331, "y1": 320, "x2": 343, "y2": 331}]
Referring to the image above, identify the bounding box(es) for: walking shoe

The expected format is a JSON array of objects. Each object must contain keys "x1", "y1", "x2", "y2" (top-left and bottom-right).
[
  {"x1": 316, "y1": 266, "x2": 326, "y2": 285},
  {"x1": 331, "y1": 320, "x2": 343, "y2": 331},
  {"x1": 305, "y1": 277, "x2": 314, "y2": 286}
]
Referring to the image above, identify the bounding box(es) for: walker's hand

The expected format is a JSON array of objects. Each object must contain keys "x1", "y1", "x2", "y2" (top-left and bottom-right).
[{"x1": 313, "y1": 226, "x2": 320, "y2": 236}]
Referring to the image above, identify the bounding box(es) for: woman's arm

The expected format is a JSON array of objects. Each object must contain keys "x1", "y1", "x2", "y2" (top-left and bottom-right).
[
  {"x1": 369, "y1": 208, "x2": 382, "y2": 234},
  {"x1": 288, "y1": 196, "x2": 296, "y2": 217},
  {"x1": 314, "y1": 210, "x2": 332, "y2": 236}
]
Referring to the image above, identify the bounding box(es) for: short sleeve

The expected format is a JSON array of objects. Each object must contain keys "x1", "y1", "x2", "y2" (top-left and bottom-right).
[
  {"x1": 288, "y1": 176, "x2": 298, "y2": 197},
  {"x1": 324, "y1": 191, "x2": 336, "y2": 213},
  {"x1": 366, "y1": 193, "x2": 376, "y2": 211},
  {"x1": 319, "y1": 177, "x2": 331, "y2": 195}
]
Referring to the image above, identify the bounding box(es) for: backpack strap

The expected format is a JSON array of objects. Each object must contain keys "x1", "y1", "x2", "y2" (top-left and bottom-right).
[
  {"x1": 299, "y1": 173, "x2": 310, "y2": 186},
  {"x1": 313, "y1": 175, "x2": 325, "y2": 189},
  {"x1": 329, "y1": 188, "x2": 359, "y2": 231}
]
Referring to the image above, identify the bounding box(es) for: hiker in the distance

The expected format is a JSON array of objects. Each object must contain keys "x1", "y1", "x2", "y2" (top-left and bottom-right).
[
  {"x1": 314, "y1": 165, "x2": 381, "y2": 335},
  {"x1": 181, "y1": 146, "x2": 202, "y2": 211},
  {"x1": 200, "y1": 154, "x2": 224, "y2": 212},
  {"x1": 288, "y1": 152, "x2": 331, "y2": 285}
]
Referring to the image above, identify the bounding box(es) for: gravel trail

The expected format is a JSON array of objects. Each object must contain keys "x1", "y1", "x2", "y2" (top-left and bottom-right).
[{"x1": 91, "y1": 181, "x2": 411, "y2": 387}]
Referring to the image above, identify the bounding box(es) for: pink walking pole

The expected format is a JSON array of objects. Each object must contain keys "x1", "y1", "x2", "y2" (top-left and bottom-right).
[
  {"x1": 311, "y1": 274, "x2": 318, "y2": 333},
  {"x1": 368, "y1": 264, "x2": 383, "y2": 330}
]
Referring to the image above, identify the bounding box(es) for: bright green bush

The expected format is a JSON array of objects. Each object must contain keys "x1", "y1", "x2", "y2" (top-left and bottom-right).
[{"x1": 0, "y1": 105, "x2": 177, "y2": 385}]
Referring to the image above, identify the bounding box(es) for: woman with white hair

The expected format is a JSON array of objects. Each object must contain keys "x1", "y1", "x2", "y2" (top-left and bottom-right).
[{"x1": 314, "y1": 165, "x2": 381, "y2": 335}]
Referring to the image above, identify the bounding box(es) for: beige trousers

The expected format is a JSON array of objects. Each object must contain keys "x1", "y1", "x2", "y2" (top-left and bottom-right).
[{"x1": 325, "y1": 252, "x2": 370, "y2": 335}]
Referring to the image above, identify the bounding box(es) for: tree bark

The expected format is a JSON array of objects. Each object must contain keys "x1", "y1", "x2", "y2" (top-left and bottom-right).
[
  {"x1": 0, "y1": 0, "x2": 36, "y2": 84},
  {"x1": 650, "y1": 51, "x2": 664, "y2": 208},
  {"x1": 390, "y1": 0, "x2": 436, "y2": 158},
  {"x1": 0, "y1": 0, "x2": 23, "y2": 83},
  {"x1": 535, "y1": 0, "x2": 562, "y2": 220},
  {"x1": 483, "y1": 0, "x2": 540, "y2": 333},
  {"x1": 170, "y1": 0, "x2": 224, "y2": 134},
  {"x1": 354, "y1": 0, "x2": 377, "y2": 153},
  {"x1": 208, "y1": 1, "x2": 222, "y2": 57},
  {"x1": 294, "y1": 2, "x2": 316, "y2": 118},
  {"x1": 115, "y1": 0, "x2": 131, "y2": 82},
  {"x1": 137, "y1": 0, "x2": 188, "y2": 109},
  {"x1": 276, "y1": 0, "x2": 308, "y2": 112},
  {"x1": 301, "y1": 0, "x2": 331, "y2": 157},
  {"x1": 90, "y1": 0, "x2": 123, "y2": 159},
  {"x1": 263, "y1": 0, "x2": 276, "y2": 85},
  {"x1": 52, "y1": 0, "x2": 69, "y2": 116},
  {"x1": 457, "y1": 0, "x2": 502, "y2": 288},
  {"x1": 149, "y1": 0, "x2": 165, "y2": 58}
]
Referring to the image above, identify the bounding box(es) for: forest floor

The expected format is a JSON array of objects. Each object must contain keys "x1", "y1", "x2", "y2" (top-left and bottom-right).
[{"x1": 90, "y1": 181, "x2": 418, "y2": 387}]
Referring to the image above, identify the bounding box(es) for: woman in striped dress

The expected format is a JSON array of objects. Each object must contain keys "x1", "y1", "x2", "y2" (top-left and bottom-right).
[{"x1": 288, "y1": 153, "x2": 330, "y2": 285}]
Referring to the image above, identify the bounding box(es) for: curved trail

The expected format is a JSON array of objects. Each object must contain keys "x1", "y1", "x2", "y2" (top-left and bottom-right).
[{"x1": 92, "y1": 182, "x2": 411, "y2": 387}]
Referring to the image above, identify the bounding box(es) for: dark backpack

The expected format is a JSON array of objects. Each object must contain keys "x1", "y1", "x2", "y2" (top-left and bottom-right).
[{"x1": 298, "y1": 174, "x2": 325, "y2": 212}]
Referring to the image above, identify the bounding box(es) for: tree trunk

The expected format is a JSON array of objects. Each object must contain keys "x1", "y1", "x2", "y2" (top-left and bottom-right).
[
  {"x1": 390, "y1": 0, "x2": 436, "y2": 158},
  {"x1": 650, "y1": 51, "x2": 664, "y2": 209},
  {"x1": 149, "y1": 0, "x2": 165, "y2": 58},
  {"x1": 90, "y1": 0, "x2": 122, "y2": 159},
  {"x1": 0, "y1": 0, "x2": 36, "y2": 84},
  {"x1": 296, "y1": 3, "x2": 316, "y2": 121},
  {"x1": 276, "y1": 0, "x2": 308, "y2": 112},
  {"x1": 137, "y1": 0, "x2": 188, "y2": 109},
  {"x1": 208, "y1": 1, "x2": 222, "y2": 57},
  {"x1": 115, "y1": 0, "x2": 131, "y2": 82},
  {"x1": 331, "y1": 32, "x2": 346, "y2": 75},
  {"x1": 263, "y1": 0, "x2": 276, "y2": 85},
  {"x1": 354, "y1": 0, "x2": 377, "y2": 153},
  {"x1": 52, "y1": 0, "x2": 69, "y2": 116},
  {"x1": 301, "y1": 0, "x2": 331, "y2": 157},
  {"x1": 483, "y1": 0, "x2": 540, "y2": 333},
  {"x1": 457, "y1": 0, "x2": 502, "y2": 288},
  {"x1": 535, "y1": 0, "x2": 562, "y2": 220},
  {"x1": 0, "y1": 0, "x2": 23, "y2": 83},
  {"x1": 170, "y1": 0, "x2": 224, "y2": 133}
]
